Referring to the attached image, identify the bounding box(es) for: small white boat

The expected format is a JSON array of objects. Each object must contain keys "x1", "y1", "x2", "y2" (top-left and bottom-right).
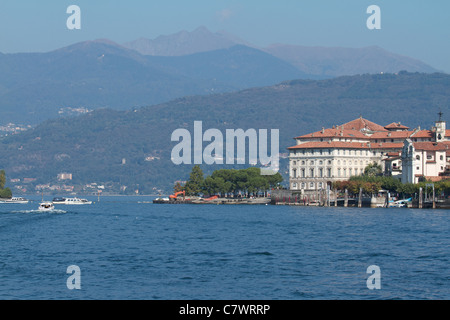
[
  {"x1": 38, "y1": 202, "x2": 55, "y2": 211},
  {"x1": 389, "y1": 198, "x2": 412, "y2": 208},
  {"x1": 52, "y1": 197, "x2": 92, "y2": 205},
  {"x1": 0, "y1": 197, "x2": 29, "y2": 204},
  {"x1": 153, "y1": 197, "x2": 170, "y2": 204}
]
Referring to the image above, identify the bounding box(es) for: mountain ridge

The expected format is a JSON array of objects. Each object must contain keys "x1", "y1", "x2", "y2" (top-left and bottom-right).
[
  {"x1": 122, "y1": 26, "x2": 439, "y2": 76},
  {"x1": 0, "y1": 41, "x2": 305, "y2": 125},
  {"x1": 0, "y1": 27, "x2": 442, "y2": 127}
]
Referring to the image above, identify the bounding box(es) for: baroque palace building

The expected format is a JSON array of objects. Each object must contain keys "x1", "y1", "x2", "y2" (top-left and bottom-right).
[{"x1": 287, "y1": 114, "x2": 450, "y2": 193}]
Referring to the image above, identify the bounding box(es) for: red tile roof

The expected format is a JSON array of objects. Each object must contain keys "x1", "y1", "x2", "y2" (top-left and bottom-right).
[
  {"x1": 425, "y1": 176, "x2": 450, "y2": 182},
  {"x1": 288, "y1": 141, "x2": 404, "y2": 150},
  {"x1": 384, "y1": 122, "x2": 410, "y2": 130},
  {"x1": 342, "y1": 117, "x2": 387, "y2": 132},
  {"x1": 288, "y1": 141, "x2": 369, "y2": 150},
  {"x1": 370, "y1": 131, "x2": 413, "y2": 139},
  {"x1": 370, "y1": 142, "x2": 404, "y2": 149},
  {"x1": 295, "y1": 128, "x2": 367, "y2": 139},
  {"x1": 412, "y1": 141, "x2": 448, "y2": 151},
  {"x1": 411, "y1": 130, "x2": 434, "y2": 138}
]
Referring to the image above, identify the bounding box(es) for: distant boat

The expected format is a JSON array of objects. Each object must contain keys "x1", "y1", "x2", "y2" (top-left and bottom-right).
[
  {"x1": 153, "y1": 197, "x2": 170, "y2": 204},
  {"x1": 0, "y1": 197, "x2": 29, "y2": 204},
  {"x1": 38, "y1": 202, "x2": 55, "y2": 211},
  {"x1": 389, "y1": 198, "x2": 412, "y2": 208},
  {"x1": 52, "y1": 197, "x2": 92, "y2": 205}
]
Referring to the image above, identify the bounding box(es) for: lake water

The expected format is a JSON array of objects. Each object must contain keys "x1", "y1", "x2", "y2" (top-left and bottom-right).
[{"x1": 0, "y1": 196, "x2": 448, "y2": 300}]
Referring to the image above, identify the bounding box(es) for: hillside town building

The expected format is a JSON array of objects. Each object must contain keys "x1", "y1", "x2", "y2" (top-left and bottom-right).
[{"x1": 288, "y1": 114, "x2": 450, "y2": 193}]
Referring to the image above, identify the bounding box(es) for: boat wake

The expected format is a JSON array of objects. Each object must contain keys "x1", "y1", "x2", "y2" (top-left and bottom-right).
[{"x1": 10, "y1": 209, "x2": 67, "y2": 214}]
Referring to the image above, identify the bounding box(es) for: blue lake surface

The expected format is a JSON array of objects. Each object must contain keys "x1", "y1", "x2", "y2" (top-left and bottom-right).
[{"x1": 0, "y1": 196, "x2": 448, "y2": 300}]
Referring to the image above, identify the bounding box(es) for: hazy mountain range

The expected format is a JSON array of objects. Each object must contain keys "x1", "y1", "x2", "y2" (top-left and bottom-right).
[
  {"x1": 124, "y1": 26, "x2": 439, "y2": 76},
  {"x1": 0, "y1": 27, "x2": 441, "y2": 125}
]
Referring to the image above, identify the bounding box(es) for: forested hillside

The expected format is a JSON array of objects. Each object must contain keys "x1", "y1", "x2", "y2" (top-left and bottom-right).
[{"x1": 0, "y1": 72, "x2": 448, "y2": 193}]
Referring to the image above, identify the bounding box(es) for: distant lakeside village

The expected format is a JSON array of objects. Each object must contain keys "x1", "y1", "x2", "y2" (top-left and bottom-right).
[{"x1": 1, "y1": 113, "x2": 449, "y2": 208}]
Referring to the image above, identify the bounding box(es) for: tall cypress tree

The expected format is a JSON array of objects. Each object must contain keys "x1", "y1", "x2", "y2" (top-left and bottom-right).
[
  {"x1": 0, "y1": 170, "x2": 5, "y2": 190},
  {"x1": 0, "y1": 170, "x2": 12, "y2": 199},
  {"x1": 185, "y1": 165, "x2": 204, "y2": 196}
]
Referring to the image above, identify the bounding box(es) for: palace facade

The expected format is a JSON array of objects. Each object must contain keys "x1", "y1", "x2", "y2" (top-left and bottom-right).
[{"x1": 288, "y1": 115, "x2": 450, "y2": 193}]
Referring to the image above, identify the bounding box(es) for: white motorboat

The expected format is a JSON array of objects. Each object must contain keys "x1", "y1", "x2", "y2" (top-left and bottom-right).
[
  {"x1": 52, "y1": 197, "x2": 92, "y2": 205},
  {"x1": 0, "y1": 197, "x2": 29, "y2": 204},
  {"x1": 153, "y1": 197, "x2": 170, "y2": 204},
  {"x1": 38, "y1": 202, "x2": 55, "y2": 211},
  {"x1": 389, "y1": 198, "x2": 412, "y2": 208}
]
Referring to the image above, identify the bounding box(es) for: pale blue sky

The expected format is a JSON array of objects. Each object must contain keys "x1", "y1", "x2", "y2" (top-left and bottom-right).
[{"x1": 0, "y1": 0, "x2": 449, "y2": 72}]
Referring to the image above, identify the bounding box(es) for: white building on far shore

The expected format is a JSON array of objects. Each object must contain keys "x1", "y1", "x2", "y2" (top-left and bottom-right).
[
  {"x1": 288, "y1": 114, "x2": 449, "y2": 194},
  {"x1": 401, "y1": 113, "x2": 449, "y2": 183}
]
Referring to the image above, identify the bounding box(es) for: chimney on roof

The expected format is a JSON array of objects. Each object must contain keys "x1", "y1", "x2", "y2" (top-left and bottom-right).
[
  {"x1": 321, "y1": 127, "x2": 325, "y2": 134},
  {"x1": 388, "y1": 132, "x2": 391, "y2": 137}
]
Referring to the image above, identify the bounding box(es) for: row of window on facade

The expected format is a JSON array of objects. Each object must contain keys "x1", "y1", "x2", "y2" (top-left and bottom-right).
[
  {"x1": 414, "y1": 154, "x2": 444, "y2": 161},
  {"x1": 291, "y1": 181, "x2": 327, "y2": 190},
  {"x1": 291, "y1": 167, "x2": 366, "y2": 178},
  {"x1": 292, "y1": 159, "x2": 372, "y2": 166},
  {"x1": 291, "y1": 149, "x2": 381, "y2": 156}
]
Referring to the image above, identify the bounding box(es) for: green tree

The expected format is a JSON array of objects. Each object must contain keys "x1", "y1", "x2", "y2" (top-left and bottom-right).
[
  {"x1": 173, "y1": 182, "x2": 185, "y2": 193},
  {"x1": 266, "y1": 172, "x2": 284, "y2": 188},
  {"x1": 0, "y1": 170, "x2": 11, "y2": 199},
  {"x1": 398, "y1": 183, "x2": 418, "y2": 196},
  {"x1": 364, "y1": 162, "x2": 383, "y2": 177},
  {"x1": 202, "y1": 176, "x2": 226, "y2": 196},
  {"x1": 185, "y1": 165, "x2": 204, "y2": 196},
  {"x1": 0, "y1": 170, "x2": 5, "y2": 190},
  {"x1": 0, "y1": 188, "x2": 12, "y2": 199}
]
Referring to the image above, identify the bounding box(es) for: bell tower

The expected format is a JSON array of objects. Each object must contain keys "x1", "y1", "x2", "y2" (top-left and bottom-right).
[{"x1": 435, "y1": 110, "x2": 446, "y2": 142}]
